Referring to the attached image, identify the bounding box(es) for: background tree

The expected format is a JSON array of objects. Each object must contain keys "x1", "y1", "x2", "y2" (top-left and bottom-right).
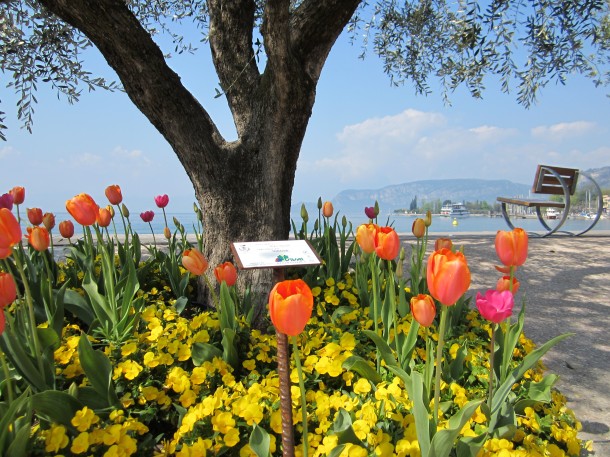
[{"x1": 2, "y1": 0, "x2": 610, "y2": 307}]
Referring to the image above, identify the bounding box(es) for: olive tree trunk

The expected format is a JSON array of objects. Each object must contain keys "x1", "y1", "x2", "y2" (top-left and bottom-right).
[{"x1": 38, "y1": 0, "x2": 361, "y2": 313}]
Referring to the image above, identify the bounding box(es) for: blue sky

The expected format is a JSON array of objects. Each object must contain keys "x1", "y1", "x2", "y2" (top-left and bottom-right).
[{"x1": 1, "y1": 28, "x2": 609, "y2": 214}]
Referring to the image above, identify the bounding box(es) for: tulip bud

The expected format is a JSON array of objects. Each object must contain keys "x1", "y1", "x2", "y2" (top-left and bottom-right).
[
  {"x1": 313, "y1": 219, "x2": 319, "y2": 232},
  {"x1": 27, "y1": 207, "x2": 43, "y2": 226},
  {"x1": 27, "y1": 226, "x2": 50, "y2": 252},
  {"x1": 193, "y1": 203, "x2": 203, "y2": 222},
  {"x1": 341, "y1": 215, "x2": 347, "y2": 228},
  {"x1": 9, "y1": 186, "x2": 25, "y2": 205},
  {"x1": 396, "y1": 247, "x2": 406, "y2": 277},
  {"x1": 412, "y1": 218, "x2": 426, "y2": 238},
  {"x1": 106, "y1": 205, "x2": 115, "y2": 217},
  {"x1": 164, "y1": 226, "x2": 171, "y2": 239},
  {"x1": 121, "y1": 203, "x2": 130, "y2": 218},
  {"x1": 105, "y1": 185, "x2": 123, "y2": 205},
  {"x1": 322, "y1": 201, "x2": 333, "y2": 218},
  {"x1": 59, "y1": 220, "x2": 74, "y2": 239},
  {"x1": 300, "y1": 203, "x2": 309, "y2": 223},
  {"x1": 374, "y1": 201, "x2": 380, "y2": 217},
  {"x1": 42, "y1": 212, "x2": 56, "y2": 231},
  {"x1": 317, "y1": 197, "x2": 322, "y2": 210},
  {"x1": 425, "y1": 210, "x2": 432, "y2": 227}
]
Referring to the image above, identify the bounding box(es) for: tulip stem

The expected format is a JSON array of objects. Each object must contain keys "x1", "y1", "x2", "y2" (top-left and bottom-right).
[
  {"x1": 292, "y1": 336, "x2": 309, "y2": 457},
  {"x1": 488, "y1": 324, "x2": 497, "y2": 410},
  {"x1": 369, "y1": 255, "x2": 381, "y2": 371},
  {"x1": 433, "y1": 304, "x2": 449, "y2": 425},
  {"x1": 0, "y1": 349, "x2": 14, "y2": 403}
]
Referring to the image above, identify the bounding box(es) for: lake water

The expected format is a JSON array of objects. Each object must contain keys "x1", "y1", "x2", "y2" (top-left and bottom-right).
[{"x1": 50, "y1": 210, "x2": 610, "y2": 237}]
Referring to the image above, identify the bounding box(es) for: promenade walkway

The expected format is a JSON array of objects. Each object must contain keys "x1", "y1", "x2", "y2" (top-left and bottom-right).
[{"x1": 413, "y1": 232, "x2": 610, "y2": 456}]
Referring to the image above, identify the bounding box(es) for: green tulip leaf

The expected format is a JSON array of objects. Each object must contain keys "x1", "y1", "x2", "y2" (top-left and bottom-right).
[
  {"x1": 31, "y1": 390, "x2": 83, "y2": 428},
  {"x1": 78, "y1": 334, "x2": 120, "y2": 408},
  {"x1": 362, "y1": 329, "x2": 398, "y2": 368},
  {"x1": 249, "y1": 424, "x2": 271, "y2": 457},
  {"x1": 342, "y1": 356, "x2": 382, "y2": 384},
  {"x1": 429, "y1": 399, "x2": 484, "y2": 457},
  {"x1": 332, "y1": 409, "x2": 364, "y2": 446},
  {"x1": 191, "y1": 342, "x2": 223, "y2": 366}
]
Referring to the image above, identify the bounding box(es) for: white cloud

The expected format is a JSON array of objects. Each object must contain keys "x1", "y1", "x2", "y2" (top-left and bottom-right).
[
  {"x1": 0, "y1": 146, "x2": 17, "y2": 159},
  {"x1": 531, "y1": 121, "x2": 597, "y2": 140},
  {"x1": 111, "y1": 146, "x2": 151, "y2": 165}
]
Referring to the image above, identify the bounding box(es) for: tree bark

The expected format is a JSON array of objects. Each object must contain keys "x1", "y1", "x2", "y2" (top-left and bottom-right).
[{"x1": 37, "y1": 0, "x2": 362, "y2": 312}]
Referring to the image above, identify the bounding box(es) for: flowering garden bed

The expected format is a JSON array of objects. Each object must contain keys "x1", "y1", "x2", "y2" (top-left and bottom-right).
[{"x1": 0, "y1": 187, "x2": 589, "y2": 456}]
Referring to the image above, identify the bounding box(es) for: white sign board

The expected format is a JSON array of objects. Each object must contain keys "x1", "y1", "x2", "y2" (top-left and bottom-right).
[{"x1": 231, "y1": 239, "x2": 321, "y2": 270}]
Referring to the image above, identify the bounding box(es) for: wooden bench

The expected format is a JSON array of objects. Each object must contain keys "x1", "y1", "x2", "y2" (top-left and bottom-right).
[{"x1": 497, "y1": 165, "x2": 603, "y2": 236}]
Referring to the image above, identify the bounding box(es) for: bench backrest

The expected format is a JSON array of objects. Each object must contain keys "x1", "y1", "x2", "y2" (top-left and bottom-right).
[{"x1": 532, "y1": 165, "x2": 579, "y2": 196}]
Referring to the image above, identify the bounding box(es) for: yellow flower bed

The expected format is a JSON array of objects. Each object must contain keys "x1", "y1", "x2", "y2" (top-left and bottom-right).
[{"x1": 28, "y1": 272, "x2": 587, "y2": 456}]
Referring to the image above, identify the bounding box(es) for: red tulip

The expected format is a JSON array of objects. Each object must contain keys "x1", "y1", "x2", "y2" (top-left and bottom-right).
[
  {"x1": 97, "y1": 207, "x2": 112, "y2": 228},
  {"x1": 27, "y1": 207, "x2": 43, "y2": 226},
  {"x1": 0, "y1": 193, "x2": 14, "y2": 210},
  {"x1": 59, "y1": 220, "x2": 75, "y2": 239},
  {"x1": 0, "y1": 309, "x2": 5, "y2": 336},
  {"x1": 42, "y1": 212, "x2": 55, "y2": 231},
  {"x1": 356, "y1": 223, "x2": 378, "y2": 254},
  {"x1": 27, "y1": 226, "x2": 50, "y2": 252},
  {"x1": 495, "y1": 228, "x2": 528, "y2": 267},
  {"x1": 0, "y1": 272, "x2": 17, "y2": 308},
  {"x1": 154, "y1": 194, "x2": 169, "y2": 208},
  {"x1": 412, "y1": 218, "x2": 425, "y2": 238},
  {"x1": 268, "y1": 279, "x2": 314, "y2": 336},
  {"x1": 66, "y1": 193, "x2": 99, "y2": 226},
  {"x1": 364, "y1": 206, "x2": 376, "y2": 219},
  {"x1": 322, "y1": 201, "x2": 334, "y2": 218},
  {"x1": 434, "y1": 238, "x2": 453, "y2": 251},
  {"x1": 476, "y1": 289, "x2": 514, "y2": 324},
  {"x1": 0, "y1": 247, "x2": 10, "y2": 260},
  {"x1": 214, "y1": 262, "x2": 238, "y2": 286},
  {"x1": 427, "y1": 248, "x2": 471, "y2": 306},
  {"x1": 410, "y1": 294, "x2": 436, "y2": 327},
  {"x1": 105, "y1": 185, "x2": 123, "y2": 205},
  {"x1": 0, "y1": 208, "x2": 22, "y2": 250},
  {"x1": 9, "y1": 186, "x2": 25, "y2": 205},
  {"x1": 182, "y1": 248, "x2": 208, "y2": 275},
  {"x1": 375, "y1": 226, "x2": 400, "y2": 260},
  {"x1": 140, "y1": 211, "x2": 155, "y2": 223}
]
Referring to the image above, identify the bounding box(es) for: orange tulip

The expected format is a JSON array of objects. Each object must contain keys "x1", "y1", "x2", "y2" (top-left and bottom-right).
[
  {"x1": 424, "y1": 210, "x2": 432, "y2": 227},
  {"x1": 410, "y1": 294, "x2": 436, "y2": 327},
  {"x1": 412, "y1": 218, "x2": 426, "y2": 238},
  {"x1": 495, "y1": 228, "x2": 528, "y2": 267},
  {"x1": 0, "y1": 208, "x2": 22, "y2": 250},
  {"x1": 427, "y1": 248, "x2": 471, "y2": 306},
  {"x1": 97, "y1": 207, "x2": 112, "y2": 228},
  {"x1": 0, "y1": 309, "x2": 5, "y2": 335},
  {"x1": 268, "y1": 279, "x2": 313, "y2": 336},
  {"x1": 27, "y1": 226, "x2": 50, "y2": 252},
  {"x1": 182, "y1": 248, "x2": 208, "y2": 275},
  {"x1": 0, "y1": 272, "x2": 17, "y2": 308},
  {"x1": 42, "y1": 212, "x2": 56, "y2": 231},
  {"x1": 105, "y1": 185, "x2": 123, "y2": 205},
  {"x1": 214, "y1": 262, "x2": 238, "y2": 286},
  {"x1": 356, "y1": 223, "x2": 378, "y2": 254},
  {"x1": 9, "y1": 186, "x2": 25, "y2": 205},
  {"x1": 434, "y1": 238, "x2": 453, "y2": 251},
  {"x1": 0, "y1": 247, "x2": 10, "y2": 260},
  {"x1": 375, "y1": 226, "x2": 400, "y2": 260},
  {"x1": 58, "y1": 220, "x2": 74, "y2": 239},
  {"x1": 496, "y1": 275, "x2": 520, "y2": 294},
  {"x1": 27, "y1": 207, "x2": 43, "y2": 226},
  {"x1": 164, "y1": 226, "x2": 171, "y2": 240},
  {"x1": 322, "y1": 201, "x2": 334, "y2": 218},
  {"x1": 66, "y1": 193, "x2": 99, "y2": 226}
]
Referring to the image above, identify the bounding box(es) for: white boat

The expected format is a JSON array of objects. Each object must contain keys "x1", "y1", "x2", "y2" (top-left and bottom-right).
[
  {"x1": 546, "y1": 208, "x2": 560, "y2": 219},
  {"x1": 440, "y1": 202, "x2": 470, "y2": 218}
]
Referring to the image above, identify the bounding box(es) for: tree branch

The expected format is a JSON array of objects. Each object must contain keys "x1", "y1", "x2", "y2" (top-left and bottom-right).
[
  {"x1": 208, "y1": 0, "x2": 260, "y2": 135},
  {"x1": 37, "y1": 0, "x2": 224, "y2": 177},
  {"x1": 290, "y1": 0, "x2": 362, "y2": 82}
]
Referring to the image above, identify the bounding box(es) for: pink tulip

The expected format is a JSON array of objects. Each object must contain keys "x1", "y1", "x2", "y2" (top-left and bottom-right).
[
  {"x1": 140, "y1": 211, "x2": 155, "y2": 223},
  {"x1": 364, "y1": 206, "x2": 376, "y2": 219},
  {"x1": 0, "y1": 193, "x2": 14, "y2": 211},
  {"x1": 476, "y1": 289, "x2": 514, "y2": 324},
  {"x1": 154, "y1": 194, "x2": 169, "y2": 208}
]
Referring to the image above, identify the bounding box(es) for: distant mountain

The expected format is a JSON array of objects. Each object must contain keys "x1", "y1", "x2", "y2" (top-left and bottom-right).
[
  {"x1": 584, "y1": 166, "x2": 610, "y2": 190},
  {"x1": 330, "y1": 179, "x2": 530, "y2": 214}
]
